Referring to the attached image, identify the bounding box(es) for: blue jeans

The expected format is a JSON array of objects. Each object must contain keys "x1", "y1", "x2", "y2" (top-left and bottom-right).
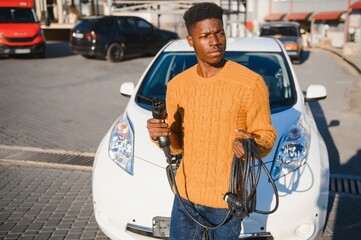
[{"x1": 170, "y1": 195, "x2": 242, "y2": 240}]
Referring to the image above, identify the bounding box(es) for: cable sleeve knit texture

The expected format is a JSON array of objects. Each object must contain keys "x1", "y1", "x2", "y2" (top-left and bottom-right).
[{"x1": 166, "y1": 60, "x2": 276, "y2": 208}]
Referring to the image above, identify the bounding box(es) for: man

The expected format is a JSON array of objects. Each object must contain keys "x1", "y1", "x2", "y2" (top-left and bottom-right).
[{"x1": 147, "y1": 2, "x2": 276, "y2": 240}]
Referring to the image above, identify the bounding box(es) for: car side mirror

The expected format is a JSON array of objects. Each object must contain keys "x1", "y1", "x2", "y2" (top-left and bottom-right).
[
  {"x1": 305, "y1": 85, "x2": 327, "y2": 102},
  {"x1": 120, "y1": 82, "x2": 135, "y2": 97}
]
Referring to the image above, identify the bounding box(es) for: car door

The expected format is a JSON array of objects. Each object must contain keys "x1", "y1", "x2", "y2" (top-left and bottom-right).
[
  {"x1": 116, "y1": 16, "x2": 151, "y2": 55},
  {"x1": 113, "y1": 17, "x2": 139, "y2": 55}
]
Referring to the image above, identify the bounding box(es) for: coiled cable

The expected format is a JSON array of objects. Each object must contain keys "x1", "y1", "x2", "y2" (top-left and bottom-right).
[
  {"x1": 162, "y1": 137, "x2": 279, "y2": 239},
  {"x1": 224, "y1": 138, "x2": 279, "y2": 219}
]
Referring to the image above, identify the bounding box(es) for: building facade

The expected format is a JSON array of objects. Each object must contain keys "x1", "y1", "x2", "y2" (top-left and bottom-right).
[{"x1": 36, "y1": 0, "x2": 361, "y2": 48}]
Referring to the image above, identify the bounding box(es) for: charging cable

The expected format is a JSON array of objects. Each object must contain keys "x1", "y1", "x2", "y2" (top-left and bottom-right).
[{"x1": 224, "y1": 138, "x2": 279, "y2": 219}]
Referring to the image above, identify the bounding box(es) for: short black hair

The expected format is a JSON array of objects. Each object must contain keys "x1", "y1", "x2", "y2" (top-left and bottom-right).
[{"x1": 183, "y1": 2, "x2": 223, "y2": 34}]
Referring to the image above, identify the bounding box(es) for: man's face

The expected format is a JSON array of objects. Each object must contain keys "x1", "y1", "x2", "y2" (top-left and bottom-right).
[{"x1": 187, "y1": 18, "x2": 226, "y2": 66}]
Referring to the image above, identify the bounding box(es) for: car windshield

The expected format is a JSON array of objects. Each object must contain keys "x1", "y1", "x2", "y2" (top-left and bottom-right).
[
  {"x1": 260, "y1": 26, "x2": 298, "y2": 37},
  {"x1": 136, "y1": 51, "x2": 296, "y2": 113},
  {"x1": 0, "y1": 8, "x2": 38, "y2": 23}
]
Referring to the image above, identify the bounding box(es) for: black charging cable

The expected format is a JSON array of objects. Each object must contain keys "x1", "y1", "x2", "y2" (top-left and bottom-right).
[{"x1": 224, "y1": 138, "x2": 279, "y2": 219}]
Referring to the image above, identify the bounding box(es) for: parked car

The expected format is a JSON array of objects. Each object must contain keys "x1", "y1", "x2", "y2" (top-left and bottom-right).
[
  {"x1": 0, "y1": 0, "x2": 46, "y2": 58},
  {"x1": 69, "y1": 15, "x2": 179, "y2": 62},
  {"x1": 260, "y1": 21, "x2": 304, "y2": 62},
  {"x1": 92, "y1": 38, "x2": 329, "y2": 239}
]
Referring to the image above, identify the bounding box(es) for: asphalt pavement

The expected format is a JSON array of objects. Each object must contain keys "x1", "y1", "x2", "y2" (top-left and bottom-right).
[
  {"x1": 322, "y1": 44, "x2": 361, "y2": 75},
  {"x1": 0, "y1": 46, "x2": 361, "y2": 240}
]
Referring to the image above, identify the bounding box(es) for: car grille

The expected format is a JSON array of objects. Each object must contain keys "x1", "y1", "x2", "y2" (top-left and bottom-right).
[{"x1": 4, "y1": 36, "x2": 36, "y2": 43}]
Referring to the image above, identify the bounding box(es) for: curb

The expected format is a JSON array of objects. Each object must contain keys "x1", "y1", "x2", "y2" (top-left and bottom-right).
[{"x1": 320, "y1": 47, "x2": 361, "y2": 75}]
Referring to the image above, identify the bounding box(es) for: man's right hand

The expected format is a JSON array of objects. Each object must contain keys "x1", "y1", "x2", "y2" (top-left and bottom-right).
[{"x1": 147, "y1": 118, "x2": 169, "y2": 141}]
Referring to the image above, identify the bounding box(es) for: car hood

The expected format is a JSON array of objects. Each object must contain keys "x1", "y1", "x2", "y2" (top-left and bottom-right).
[
  {"x1": 126, "y1": 100, "x2": 301, "y2": 169},
  {"x1": 0, "y1": 23, "x2": 40, "y2": 37}
]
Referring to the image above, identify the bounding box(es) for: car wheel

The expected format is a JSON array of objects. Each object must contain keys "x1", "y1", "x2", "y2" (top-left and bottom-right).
[{"x1": 106, "y1": 43, "x2": 125, "y2": 62}]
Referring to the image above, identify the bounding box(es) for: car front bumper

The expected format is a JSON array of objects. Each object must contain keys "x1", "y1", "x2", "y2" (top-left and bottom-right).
[
  {"x1": 0, "y1": 42, "x2": 46, "y2": 55},
  {"x1": 286, "y1": 50, "x2": 301, "y2": 59}
]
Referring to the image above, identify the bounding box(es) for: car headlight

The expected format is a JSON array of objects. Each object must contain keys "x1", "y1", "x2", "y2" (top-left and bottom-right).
[
  {"x1": 284, "y1": 42, "x2": 298, "y2": 51},
  {"x1": 271, "y1": 114, "x2": 310, "y2": 180},
  {"x1": 108, "y1": 114, "x2": 134, "y2": 175}
]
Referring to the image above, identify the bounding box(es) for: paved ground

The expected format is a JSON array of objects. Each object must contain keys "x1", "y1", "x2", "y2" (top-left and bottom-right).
[{"x1": 0, "y1": 161, "x2": 108, "y2": 240}]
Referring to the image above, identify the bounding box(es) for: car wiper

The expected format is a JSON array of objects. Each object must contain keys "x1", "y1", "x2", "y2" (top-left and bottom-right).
[{"x1": 136, "y1": 93, "x2": 153, "y2": 104}]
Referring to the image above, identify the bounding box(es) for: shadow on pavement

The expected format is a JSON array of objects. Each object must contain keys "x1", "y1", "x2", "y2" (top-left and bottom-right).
[
  {"x1": 0, "y1": 41, "x2": 75, "y2": 60},
  {"x1": 45, "y1": 41, "x2": 75, "y2": 58},
  {"x1": 0, "y1": 41, "x2": 159, "y2": 61},
  {"x1": 308, "y1": 100, "x2": 361, "y2": 239},
  {"x1": 46, "y1": 40, "x2": 155, "y2": 62},
  {"x1": 292, "y1": 49, "x2": 311, "y2": 65},
  {"x1": 332, "y1": 149, "x2": 361, "y2": 240}
]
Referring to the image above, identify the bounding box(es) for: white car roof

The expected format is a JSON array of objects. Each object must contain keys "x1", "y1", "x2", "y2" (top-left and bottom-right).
[{"x1": 164, "y1": 37, "x2": 283, "y2": 53}]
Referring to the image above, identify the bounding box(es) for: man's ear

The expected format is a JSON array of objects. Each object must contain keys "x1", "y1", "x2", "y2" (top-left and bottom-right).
[{"x1": 186, "y1": 35, "x2": 194, "y2": 47}]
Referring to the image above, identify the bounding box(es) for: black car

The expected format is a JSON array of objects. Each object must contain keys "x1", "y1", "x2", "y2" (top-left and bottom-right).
[
  {"x1": 260, "y1": 21, "x2": 304, "y2": 62},
  {"x1": 69, "y1": 15, "x2": 179, "y2": 62}
]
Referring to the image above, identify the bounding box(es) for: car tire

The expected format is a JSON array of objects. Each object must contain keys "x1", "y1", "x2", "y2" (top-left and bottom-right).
[{"x1": 106, "y1": 43, "x2": 125, "y2": 62}]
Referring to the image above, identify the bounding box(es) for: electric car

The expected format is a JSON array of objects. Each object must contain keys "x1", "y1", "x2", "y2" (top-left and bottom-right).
[{"x1": 92, "y1": 38, "x2": 329, "y2": 240}]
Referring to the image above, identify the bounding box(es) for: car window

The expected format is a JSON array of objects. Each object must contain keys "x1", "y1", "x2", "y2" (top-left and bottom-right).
[
  {"x1": 137, "y1": 53, "x2": 197, "y2": 106},
  {"x1": 115, "y1": 18, "x2": 126, "y2": 31},
  {"x1": 76, "y1": 18, "x2": 114, "y2": 34},
  {"x1": 134, "y1": 18, "x2": 153, "y2": 33},
  {"x1": 123, "y1": 17, "x2": 136, "y2": 31},
  {"x1": 136, "y1": 52, "x2": 295, "y2": 113},
  {"x1": 0, "y1": 7, "x2": 38, "y2": 23},
  {"x1": 96, "y1": 17, "x2": 114, "y2": 34},
  {"x1": 260, "y1": 26, "x2": 299, "y2": 37}
]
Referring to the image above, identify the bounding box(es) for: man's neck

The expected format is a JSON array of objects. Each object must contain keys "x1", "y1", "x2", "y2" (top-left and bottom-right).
[{"x1": 196, "y1": 59, "x2": 227, "y2": 78}]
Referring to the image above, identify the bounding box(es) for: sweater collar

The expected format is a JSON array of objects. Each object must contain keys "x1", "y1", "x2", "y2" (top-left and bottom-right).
[{"x1": 192, "y1": 60, "x2": 232, "y2": 81}]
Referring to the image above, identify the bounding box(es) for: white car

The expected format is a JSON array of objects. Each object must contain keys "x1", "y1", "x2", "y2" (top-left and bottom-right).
[{"x1": 92, "y1": 38, "x2": 329, "y2": 240}]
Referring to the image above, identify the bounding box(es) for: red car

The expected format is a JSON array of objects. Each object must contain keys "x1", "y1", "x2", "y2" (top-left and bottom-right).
[{"x1": 0, "y1": 0, "x2": 46, "y2": 58}]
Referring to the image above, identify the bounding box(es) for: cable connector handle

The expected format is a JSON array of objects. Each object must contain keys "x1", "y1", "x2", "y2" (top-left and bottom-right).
[
  {"x1": 152, "y1": 98, "x2": 167, "y2": 120},
  {"x1": 151, "y1": 98, "x2": 170, "y2": 150},
  {"x1": 224, "y1": 192, "x2": 244, "y2": 210}
]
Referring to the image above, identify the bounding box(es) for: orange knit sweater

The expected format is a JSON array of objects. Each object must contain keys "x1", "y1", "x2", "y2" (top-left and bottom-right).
[{"x1": 165, "y1": 60, "x2": 276, "y2": 208}]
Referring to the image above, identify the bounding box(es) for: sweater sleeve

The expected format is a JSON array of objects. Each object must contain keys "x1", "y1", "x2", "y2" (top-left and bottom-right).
[
  {"x1": 165, "y1": 82, "x2": 183, "y2": 155},
  {"x1": 245, "y1": 76, "x2": 277, "y2": 157}
]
